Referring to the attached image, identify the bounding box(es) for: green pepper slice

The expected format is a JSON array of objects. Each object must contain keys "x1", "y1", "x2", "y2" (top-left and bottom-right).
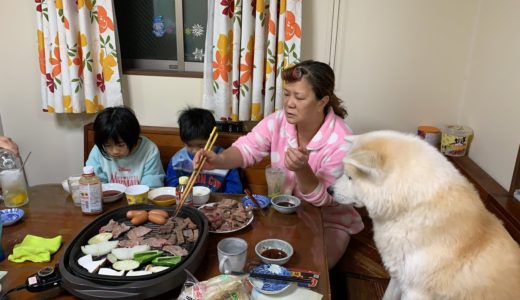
[
  {"x1": 133, "y1": 250, "x2": 163, "y2": 264},
  {"x1": 151, "y1": 256, "x2": 182, "y2": 267}
]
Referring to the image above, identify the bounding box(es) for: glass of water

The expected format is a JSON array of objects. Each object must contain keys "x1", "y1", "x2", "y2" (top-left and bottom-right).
[{"x1": 0, "y1": 169, "x2": 29, "y2": 207}]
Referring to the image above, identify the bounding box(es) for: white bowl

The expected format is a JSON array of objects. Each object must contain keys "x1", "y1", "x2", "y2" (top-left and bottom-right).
[
  {"x1": 255, "y1": 239, "x2": 294, "y2": 265},
  {"x1": 148, "y1": 187, "x2": 177, "y2": 206},
  {"x1": 192, "y1": 186, "x2": 211, "y2": 206},
  {"x1": 102, "y1": 183, "x2": 126, "y2": 203},
  {"x1": 270, "y1": 195, "x2": 301, "y2": 214}
]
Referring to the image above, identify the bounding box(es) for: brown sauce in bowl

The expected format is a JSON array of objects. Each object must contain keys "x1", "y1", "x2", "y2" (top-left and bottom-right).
[
  {"x1": 103, "y1": 190, "x2": 121, "y2": 197},
  {"x1": 261, "y1": 248, "x2": 287, "y2": 259},
  {"x1": 154, "y1": 194, "x2": 176, "y2": 201},
  {"x1": 276, "y1": 201, "x2": 295, "y2": 207}
]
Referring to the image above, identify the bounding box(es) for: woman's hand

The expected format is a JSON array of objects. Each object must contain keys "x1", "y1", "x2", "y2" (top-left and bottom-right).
[
  {"x1": 193, "y1": 149, "x2": 219, "y2": 170},
  {"x1": 284, "y1": 146, "x2": 310, "y2": 172},
  {"x1": 0, "y1": 136, "x2": 19, "y2": 156}
]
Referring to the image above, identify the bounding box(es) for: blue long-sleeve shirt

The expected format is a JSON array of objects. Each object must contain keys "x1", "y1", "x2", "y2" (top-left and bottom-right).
[
  {"x1": 165, "y1": 145, "x2": 243, "y2": 194},
  {"x1": 86, "y1": 136, "x2": 165, "y2": 188}
]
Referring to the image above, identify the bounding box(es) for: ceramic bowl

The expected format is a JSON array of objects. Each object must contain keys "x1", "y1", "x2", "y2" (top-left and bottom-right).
[
  {"x1": 0, "y1": 208, "x2": 25, "y2": 226},
  {"x1": 61, "y1": 179, "x2": 70, "y2": 193},
  {"x1": 249, "y1": 264, "x2": 292, "y2": 295},
  {"x1": 101, "y1": 183, "x2": 126, "y2": 203},
  {"x1": 192, "y1": 186, "x2": 210, "y2": 206},
  {"x1": 255, "y1": 239, "x2": 293, "y2": 265},
  {"x1": 148, "y1": 187, "x2": 177, "y2": 206},
  {"x1": 125, "y1": 185, "x2": 150, "y2": 205},
  {"x1": 270, "y1": 195, "x2": 301, "y2": 214}
]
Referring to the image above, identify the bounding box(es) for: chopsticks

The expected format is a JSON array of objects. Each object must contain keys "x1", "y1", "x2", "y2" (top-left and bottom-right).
[
  {"x1": 244, "y1": 188, "x2": 265, "y2": 216},
  {"x1": 174, "y1": 127, "x2": 218, "y2": 218},
  {"x1": 249, "y1": 272, "x2": 313, "y2": 285}
]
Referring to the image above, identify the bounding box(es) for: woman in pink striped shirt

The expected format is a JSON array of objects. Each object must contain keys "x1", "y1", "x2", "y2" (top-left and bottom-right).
[{"x1": 195, "y1": 60, "x2": 364, "y2": 268}]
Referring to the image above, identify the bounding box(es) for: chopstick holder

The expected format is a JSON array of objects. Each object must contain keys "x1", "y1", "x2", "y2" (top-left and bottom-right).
[{"x1": 174, "y1": 127, "x2": 218, "y2": 217}]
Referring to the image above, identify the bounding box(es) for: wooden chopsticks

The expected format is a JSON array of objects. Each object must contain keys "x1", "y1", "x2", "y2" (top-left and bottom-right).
[
  {"x1": 174, "y1": 127, "x2": 218, "y2": 217},
  {"x1": 245, "y1": 188, "x2": 265, "y2": 216},
  {"x1": 249, "y1": 272, "x2": 313, "y2": 285}
]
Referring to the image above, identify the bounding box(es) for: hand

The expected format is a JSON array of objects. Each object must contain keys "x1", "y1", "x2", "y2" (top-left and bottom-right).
[
  {"x1": 0, "y1": 136, "x2": 19, "y2": 156},
  {"x1": 284, "y1": 146, "x2": 310, "y2": 172},
  {"x1": 193, "y1": 148, "x2": 219, "y2": 170}
]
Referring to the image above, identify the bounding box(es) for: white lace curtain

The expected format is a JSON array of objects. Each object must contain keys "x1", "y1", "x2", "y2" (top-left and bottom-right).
[
  {"x1": 203, "y1": 0, "x2": 302, "y2": 121},
  {"x1": 35, "y1": 0, "x2": 123, "y2": 113}
]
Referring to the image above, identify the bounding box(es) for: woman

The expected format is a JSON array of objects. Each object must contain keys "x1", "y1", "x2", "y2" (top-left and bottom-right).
[{"x1": 194, "y1": 60, "x2": 364, "y2": 267}]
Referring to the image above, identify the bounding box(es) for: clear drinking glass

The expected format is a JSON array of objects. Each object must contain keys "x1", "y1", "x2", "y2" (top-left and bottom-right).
[
  {"x1": 0, "y1": 169, "x2": 29, "y2": 207},
  {"x1": 265, "y1": 166, "x2": 285, "y2": 199}
]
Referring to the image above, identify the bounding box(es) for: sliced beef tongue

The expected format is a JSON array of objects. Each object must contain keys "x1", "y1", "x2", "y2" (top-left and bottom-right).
[
  {"x1": 118, "y1": 238, "x2": 143, "y2": 248},
  {"x1": 184, "y1": 218, "x2": 197, "y2": 229},
  {"x1": 99, "y1": 219, "x2": 131, "y2": 238},
  {"x1": 127, "y1": 226, "x2": 152, "y2": 240},
  {"x1": 162, "y1": 245, "x2": 189, "y2": 256},
  {"x1": 142, "y1": 237, "x2": 169, "y2": 248}
]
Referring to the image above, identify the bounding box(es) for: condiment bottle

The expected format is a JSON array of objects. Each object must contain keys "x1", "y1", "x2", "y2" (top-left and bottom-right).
[
  {"x1": 176, "y1": 176, "x2": 193, "y2": 206},
  {"x1": 79, "y1": 166, "x2": 103, "y2": 215}
]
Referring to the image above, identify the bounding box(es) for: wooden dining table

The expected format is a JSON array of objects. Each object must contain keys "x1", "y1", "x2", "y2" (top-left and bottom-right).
[{"x1": 0, "y1": 184, "x2": 331, "y2": 299}]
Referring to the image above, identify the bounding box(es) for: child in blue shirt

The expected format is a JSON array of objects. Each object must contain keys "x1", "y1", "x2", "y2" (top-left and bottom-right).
[
  {"x1": 86, "y1": 106, "x2": 165, "y2": 188},
  {"x1": 165, "y1": 107, "x2": 243, "y2": 193}
]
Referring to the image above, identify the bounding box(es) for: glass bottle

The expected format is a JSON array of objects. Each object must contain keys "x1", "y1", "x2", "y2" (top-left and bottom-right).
[
  {"x1": 79, "y1": 166, "x2": 103, "y2": 215},
  {"x1": 176, "y1": 176, "x2": 193, "y2": 206}
]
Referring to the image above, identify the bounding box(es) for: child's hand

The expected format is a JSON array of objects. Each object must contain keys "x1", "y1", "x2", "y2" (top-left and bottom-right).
[
  {"x1": 284, "y1": 146, "x2": 310, "y2": 172},
  {"x1": 193, "y1": 149, "x2": 218, "y2": 170}
]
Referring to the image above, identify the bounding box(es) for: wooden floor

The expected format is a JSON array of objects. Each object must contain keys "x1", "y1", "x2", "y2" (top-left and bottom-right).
[{"x1": 330, "y1": 216, "x2": 390, "y2": 300}]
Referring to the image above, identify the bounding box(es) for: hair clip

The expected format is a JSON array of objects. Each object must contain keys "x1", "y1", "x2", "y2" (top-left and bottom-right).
[{"x1": 292, "y1": 67, "x2": 303, "y2": 79}]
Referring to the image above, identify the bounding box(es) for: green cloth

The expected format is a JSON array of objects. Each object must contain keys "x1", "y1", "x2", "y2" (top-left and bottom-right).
[{"x1": 8, "y1": 235, "x2": 62, "y2": 263}]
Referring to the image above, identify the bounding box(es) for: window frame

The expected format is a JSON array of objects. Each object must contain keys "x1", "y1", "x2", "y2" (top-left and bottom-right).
[{"x1": 115, "y1": 0, "x2": 205, "y2": 77}]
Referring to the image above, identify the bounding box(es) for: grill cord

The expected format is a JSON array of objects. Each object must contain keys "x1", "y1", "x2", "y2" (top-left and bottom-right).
[{"x1": 0, "y1": 283, "x2": 27, "y2": 300}]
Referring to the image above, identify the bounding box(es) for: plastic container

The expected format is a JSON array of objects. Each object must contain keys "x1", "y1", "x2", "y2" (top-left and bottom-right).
[
  {"x1": 79, "y1": 166, "x2": 103, "y2": 215},
  {"x1": 440, "y1": 125, "x2": 473, "y2": 157},
  {"x1": 417, "y1": 125, "x2": 441, "y2": 149},
  {"x1": 176, "y1": 176, "x2": 192, "y2": 206}
]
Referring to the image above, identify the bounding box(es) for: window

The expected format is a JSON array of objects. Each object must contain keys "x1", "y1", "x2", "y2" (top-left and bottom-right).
[{"x1": 114, "y1": 0, "x2": 207, "y2": 74}]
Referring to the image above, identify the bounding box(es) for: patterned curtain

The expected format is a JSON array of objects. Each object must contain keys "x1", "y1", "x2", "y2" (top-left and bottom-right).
[
  {"x1": 203, "y1": 0, "x2": 302, "y2": 121},
  {"x1": 35, "y1": 0, "x2": 123, "y2": 113}
]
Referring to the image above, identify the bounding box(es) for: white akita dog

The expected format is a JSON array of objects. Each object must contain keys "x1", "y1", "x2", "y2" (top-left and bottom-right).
[{"x1": 332, "y1": 130, "x2": 520, "y2": 300}]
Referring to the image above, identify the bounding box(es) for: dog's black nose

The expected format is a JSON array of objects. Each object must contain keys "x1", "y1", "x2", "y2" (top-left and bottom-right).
[{"x1": 327, "y1": 186, "x2": 335, "y2": 196}]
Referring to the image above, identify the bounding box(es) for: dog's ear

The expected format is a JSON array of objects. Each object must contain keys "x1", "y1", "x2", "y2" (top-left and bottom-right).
[{"x1": 345, "y1": 151, "x2": 382, "y2": 180}]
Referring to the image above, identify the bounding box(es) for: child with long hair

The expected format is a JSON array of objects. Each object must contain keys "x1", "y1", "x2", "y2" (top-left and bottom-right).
[{"x1": 86, "y1": 106, "x2": 165, "y2": 187}]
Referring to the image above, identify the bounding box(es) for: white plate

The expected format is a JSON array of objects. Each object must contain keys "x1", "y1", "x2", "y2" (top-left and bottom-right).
[
  {"x1": 198, "y1": 203, "x2": 254, "y2": 234},
  {"x1": 102, "y1": 183, "x2": 126, "y2": 203},
  {"x1": 249, "y1": 264, "x2": 292, "y2": 294}
]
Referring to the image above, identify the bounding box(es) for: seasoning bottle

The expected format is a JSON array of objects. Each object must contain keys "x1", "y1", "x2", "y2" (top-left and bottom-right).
[
  {"x1": 79, "y1": 166, "x2": 103, "y2": 215},
  {"x1": 176, "y1": 176, "x2": 193, "y2": 206}
]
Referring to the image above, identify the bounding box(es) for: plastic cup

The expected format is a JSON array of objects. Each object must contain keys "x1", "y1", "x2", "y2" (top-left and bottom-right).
[
  {"x1": 125, "y1": 185, "x2": 150, "y2": 205},
  {"x1": 265, "y1": 166, "x2": 285, "y2": 199}
]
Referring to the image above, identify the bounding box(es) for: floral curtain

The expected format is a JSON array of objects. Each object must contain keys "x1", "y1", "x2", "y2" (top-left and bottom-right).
[
  {"x1": 203, "y1": 0, "x2": 302, "y2": 121},
  {"x1": 35, "y1": 0, "x2": 123, "y2": 113}
]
